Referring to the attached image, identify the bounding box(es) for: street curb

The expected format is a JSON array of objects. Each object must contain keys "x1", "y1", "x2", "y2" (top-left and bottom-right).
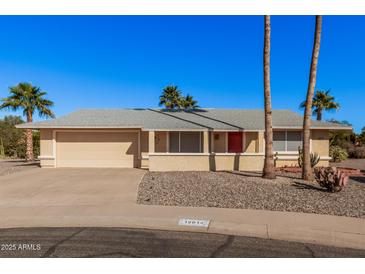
[{"x1": 1, "y1": 205, "x2": 364, "y2": 250}]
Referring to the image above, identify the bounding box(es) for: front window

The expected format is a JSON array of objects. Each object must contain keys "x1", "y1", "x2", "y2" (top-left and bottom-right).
[
  {"x1": 273, "y1": 131, "x2": 302, "y2": 152},
  {"x1": 169, "y1": 132, "x2": 202, "y2": 153}
]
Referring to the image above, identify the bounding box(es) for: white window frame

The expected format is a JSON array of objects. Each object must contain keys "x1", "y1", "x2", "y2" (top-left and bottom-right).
[
  {"x1": 168, "y1": 131, "x2": 203, "y2": 153},
  {"x1": 273, "y1": 130, "x2": 302, "y2": 153}
]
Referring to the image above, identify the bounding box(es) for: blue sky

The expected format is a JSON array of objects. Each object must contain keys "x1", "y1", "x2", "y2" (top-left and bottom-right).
[{"x1": 0, "y1": 16, "x2": 363, "y2": 132}]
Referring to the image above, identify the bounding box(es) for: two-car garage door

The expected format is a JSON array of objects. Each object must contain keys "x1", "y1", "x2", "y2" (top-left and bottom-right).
[{"x1": 56, "y1": 131, "x2": 139, "y2": 168}]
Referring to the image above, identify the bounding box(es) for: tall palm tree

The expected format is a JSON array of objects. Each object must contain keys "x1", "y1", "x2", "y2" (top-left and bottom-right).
[
  {"x1": 302, "y1": 16, "x2": 322, "y2": 181},
  {"x1": 0, "y1": 82, "x2": 55, "y2": 161},
  {"x1": 180, "y1": 94, "x2": 199, "y2": 110},
  {"x1": 262, "y1": 15, "x2": 276, "y2": 179},
  {"x1": 159, "y1": 85, "x2": 182, "y2": 109},
  {"x1": 300, "y1": 90, "x2": 340, "y2": 121}
]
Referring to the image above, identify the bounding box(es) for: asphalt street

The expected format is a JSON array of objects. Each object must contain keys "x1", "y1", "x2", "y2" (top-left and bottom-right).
[{"x1": 0, "y1": 227, "x2": 364, "y2": 258}]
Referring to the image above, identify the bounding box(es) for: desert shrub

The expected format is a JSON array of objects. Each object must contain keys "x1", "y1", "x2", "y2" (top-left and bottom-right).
[
  {"x1": 0, "y1": 116, "x2": 26, "y2": 158},
  {"x1": 298, "y1": 148, "x2": 320, "y2": 168},
  {"x1": 330, "y1": 131, "x2": 356, "y2": 148},
  {"x1": 329, "y1": 145, "x2": 348, "y2": 162},
  {"x1": 358, "y1": 132, "x2": 365, "y2": 145},
  {"x1": 32, "y1": 130, "x2": 40, "y2": 158},
  {"x1": 0, "y1": 115, "x2": 39, "y2": 159},
  {"x1": 347, "y1": 146, "x2": 365, "y2": 159},
  {"x1": 314, "y1": 167, "x2": 349, "y2": 192}
]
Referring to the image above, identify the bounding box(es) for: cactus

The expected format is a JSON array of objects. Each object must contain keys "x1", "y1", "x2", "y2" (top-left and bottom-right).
[
  {"x1": 0, "y1": 138, "x2": 5, "y2": 158},
  {"x1": 298, "y1": 147, "x2": 320, "y2": 168},
  {"x1": 314, "y1": 166, "x2": 349, "y2": 192}
]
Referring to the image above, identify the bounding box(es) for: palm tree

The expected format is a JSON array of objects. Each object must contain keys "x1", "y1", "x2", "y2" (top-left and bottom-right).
[
  {"x1": 0, "y1": 82, "x2": 55, "y2": 161},
  {"x1": 302, "y1": 16, "x2": 322, "y2": 181},
  {"x1": 159, "y1": 85, "x2": 182, "y2": 109},
  {"x1": 262, "y1": 15, "x2": 276, "y2": 179},
  {"x1": 180, "y1": 94, "x2": 199, "y2": 110},
  {"x1": 300, "y1": 90, "x2": 340, "y2": 121}
]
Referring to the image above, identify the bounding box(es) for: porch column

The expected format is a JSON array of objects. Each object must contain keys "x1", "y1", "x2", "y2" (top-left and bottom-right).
[
  {"x1": 203, "y1": 131, "x2": 209, "y2": 153},
  {"x1": 210, "y1": 131, "x2": 214, "y2": 153},
  {"x1": 149, "y1": 131, "x2": 155, "y2": 153},
  {"x1": 257, "y1": 131, "x2": 264, "y2": 153}
]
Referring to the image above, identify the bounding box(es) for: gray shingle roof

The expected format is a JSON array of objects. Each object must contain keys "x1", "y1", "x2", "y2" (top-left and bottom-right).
[{"x1": 16, "y1": 108, "x2": 352, "y2": 131}]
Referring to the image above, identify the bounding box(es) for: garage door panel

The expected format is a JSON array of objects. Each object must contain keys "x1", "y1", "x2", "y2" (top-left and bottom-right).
[{"x1": 56, "y1": 132, "x2": 139, "y2": 168}]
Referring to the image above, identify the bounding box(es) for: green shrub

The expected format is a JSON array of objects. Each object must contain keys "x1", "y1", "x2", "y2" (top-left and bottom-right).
[
  {"x1": 298, "y1": 148, "x2": 321, "y2": 168},
  {"x1": 329, "y1": 145, "x2": 348, "y2": 162}
]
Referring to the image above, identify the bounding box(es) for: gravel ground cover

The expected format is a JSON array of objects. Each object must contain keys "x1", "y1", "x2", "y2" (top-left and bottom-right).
[
  {"x1": 0, "y1": 159, "x2": 39, "y2": 177},
  {"x1": 137, "y1": 171, "x2": 365, "y2": 218}
]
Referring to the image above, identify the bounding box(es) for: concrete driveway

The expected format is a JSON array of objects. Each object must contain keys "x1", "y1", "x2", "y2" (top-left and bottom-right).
[{"x1": 0, "y1": 168, "x2": 146, "y2": 209}]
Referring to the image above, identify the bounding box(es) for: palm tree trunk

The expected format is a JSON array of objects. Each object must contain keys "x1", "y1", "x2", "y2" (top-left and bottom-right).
[
  {"x1": 262, "y1": 15, "x2": 276, "y2": 179},
  {"x1": 25, "y1": 110, "x2": 34, "y2": 161},
  {"x1": 302, "y1": 16, "x2": 322, "y2": 180},
  {"x1": 316, "y1": 109, "x2": 322, "y2": 121}
]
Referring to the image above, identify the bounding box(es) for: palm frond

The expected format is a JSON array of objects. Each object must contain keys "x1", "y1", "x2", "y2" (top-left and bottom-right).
[{"x1": 1, "y1": 82, "x2": 55, "y2": 119}]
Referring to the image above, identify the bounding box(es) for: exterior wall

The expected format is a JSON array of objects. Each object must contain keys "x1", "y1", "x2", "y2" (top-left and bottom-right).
[
  {"x1": 38, "y1": 128, "x2": 331, "y2": 171},
  {"x1": 213, "y1": 154, "x2": 264, "y2": 171},
  {"x1": 273, "y1": 129, "x2": 330, "y2": 168},
  {"x1": 311, "y1": 129, "x2": 329, "y2": 156},
  {"x1": 140, "y1": 131, "x2": 149, "y2": 168},
  {"x1": 275, "y1": 159, "x2": 298, "y2": 168},
  {"x1": 39, "y1": 129, "x2": 55, "y2": 167},
  {"x1": 140, "y1": 131, "x2": 149, "y2": 156},
  {"x1": 149, "y1": 154, "x2": 210, "y2": 171},
  {"x1": 213, "y1": 155, "x2": 237, "y2": 171},
  {"x1": 149, "y1": 153, "x2": 264, "y2": 172},
  {"x1": 257, "y1": 131, "x2": 264, "y2": 153},
  {"x1": 239, "y1": 155, "x2": 265, "y2": 171},
  {"x1": 213, "y1": 132, "x2": 226, "y2": 153},
  {"x1": 155, "y1": 131, "x2": 168, "y2": 153},
  {"x1": 245, "y1": 132, "x2": 258, "y2": 153},
  {"x1": 275, "y1": 159, "x2": 329, "y2": 168}
]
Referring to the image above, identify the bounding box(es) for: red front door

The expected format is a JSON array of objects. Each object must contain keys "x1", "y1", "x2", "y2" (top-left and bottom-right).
[{"x1": 228, "y1": 132, "x2": 243, "y2": 153}]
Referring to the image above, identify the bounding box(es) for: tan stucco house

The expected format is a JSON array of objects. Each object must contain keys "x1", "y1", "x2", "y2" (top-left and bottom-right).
[{"x1": 17, "y1": 109, "x2": 351, "y2": 171}]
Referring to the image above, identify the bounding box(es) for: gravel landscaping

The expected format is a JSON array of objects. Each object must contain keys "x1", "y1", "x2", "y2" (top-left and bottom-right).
[
  {"x1": 0, "y1": 159, "x2": 39, "y2": 177},
  {"x1": 137, "y1": 171, "x2": 365, "y2": 218}
]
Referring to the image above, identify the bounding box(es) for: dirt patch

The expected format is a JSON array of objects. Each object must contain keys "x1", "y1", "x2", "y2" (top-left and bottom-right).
[{"x1": 0, "y1": 159, "x2": 39, "y2": 177}]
